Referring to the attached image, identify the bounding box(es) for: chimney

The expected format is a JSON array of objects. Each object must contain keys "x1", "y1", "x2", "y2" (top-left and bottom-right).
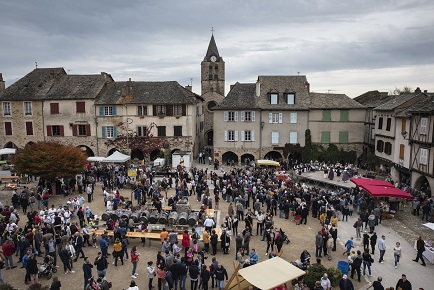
[
  {"x1": 122, "y1": 84, "x2": 127, "y2": 96},
  {"x1": 50, "y1": 70, "x2": 55, "y2": 80},
  {"x1": 424, "y1": 90, "x2": 428, "y2": 93},
  {"x1": 305, "y1": 81, "x2": 310, "y2": 93},
  {"x1": 0, "y1": 73, "x2": 5, "y2": 92},
  {"x1": 256, "y1": 80, "x2": 261, "y2": 97},
  {"x1": 185, "y1": 85, "x2": 192, "y2": 92},
  {"x1": 101, "y1": 72, "x2": 107, "y2": 81},
  {"x1": 128, "y1": 78, "x2": 131, "y2": 82},
  {"x1": 415, "y1": 87, "x2": 421, "y2": 93}
]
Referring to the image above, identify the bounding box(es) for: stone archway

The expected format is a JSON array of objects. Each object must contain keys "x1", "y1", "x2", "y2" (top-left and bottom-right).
[
  {"x1": 414, "y1": 175, "x2": 432, "y2": 195},
  {"x1": 241, "y1": 153, "x2": 255, "y2": 166},
  {"x1": 264, "y1": 150, "x2": 283, "y2": 161},
  {"x1": 78, "y1": 145, "x2": 95, "y2": 157},
  {"x1": 131, "y1": 148, "x2": 144, "y2": 160},
  {"x1": 222, "y1": 151, "x2": 238, "y2": 166},
  {"x1": 150, "y1": 149, "x2": 161, "y2": 161},
  {"x1": 4, "y1": 141, "x2": 18, "y2": 149},
  {"x1": 107, "y1": 148, "x2": 118, "y2": 156}
]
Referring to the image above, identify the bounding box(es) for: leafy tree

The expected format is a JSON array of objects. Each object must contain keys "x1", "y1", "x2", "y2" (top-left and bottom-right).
[
  {"x1": 390, "y1": 86, "x2": 412, "y2": 95},
  {"x1": 303, "y1": 264, "x2": 342, "y2": 289},
  {"x1": 12, "y1": 141, "x2": 87, "y2": 179}
]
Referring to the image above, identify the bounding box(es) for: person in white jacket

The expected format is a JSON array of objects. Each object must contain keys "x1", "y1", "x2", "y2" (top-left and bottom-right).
[{"x1": 126, "y1": 280, "x2": 139, "y2": 290}]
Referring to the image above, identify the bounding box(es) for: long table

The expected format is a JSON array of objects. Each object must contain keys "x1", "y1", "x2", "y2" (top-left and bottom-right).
[{"x1": 89, "y1": 229, "x2": 183, "y2": 247}]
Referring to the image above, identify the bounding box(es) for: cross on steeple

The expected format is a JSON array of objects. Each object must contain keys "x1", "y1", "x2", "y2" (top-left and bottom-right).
[{"x1": 210, "y1": 27, "x2": 215, "y2": 35}]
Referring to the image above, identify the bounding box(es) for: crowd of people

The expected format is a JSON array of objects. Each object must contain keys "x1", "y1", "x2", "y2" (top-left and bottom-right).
[{"x1": 0, "y1": 159, "x2": 431, "y2": 290}]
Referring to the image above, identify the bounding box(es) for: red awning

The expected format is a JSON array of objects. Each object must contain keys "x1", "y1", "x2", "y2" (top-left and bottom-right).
[{"x1": 350, "y1": 177, "x2": 414, "y2": 199}]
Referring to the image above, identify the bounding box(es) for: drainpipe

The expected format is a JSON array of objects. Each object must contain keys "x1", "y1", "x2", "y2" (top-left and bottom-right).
[{"x1": 42, "y1": 101, "x2": 46, "y2": 142}]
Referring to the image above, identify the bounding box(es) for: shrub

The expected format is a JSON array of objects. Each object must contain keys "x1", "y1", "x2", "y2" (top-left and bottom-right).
[
  {"x1": 0, "y1": 283, "x2": 17, "y2": 290},
  {"x1": 303, "y1": 264, "x2": 342, "y2": 289}
]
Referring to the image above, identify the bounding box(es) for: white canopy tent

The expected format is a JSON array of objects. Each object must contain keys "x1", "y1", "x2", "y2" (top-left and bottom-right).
[
  {"x1": 226, "y1": 257, "x2": 306, "y2": 290},
  {"x1": 87, "y1": 157, "x2": 106, "y2": 162},
  {"x1": 423, "y1": 223, "x2": 434, "y2": 231},
  {"x1": 0, "y1": 148, "x2": 17, "y2": 155},
  {"x1": 102, "y1": 151, "x2": 131, "y2": 163}
]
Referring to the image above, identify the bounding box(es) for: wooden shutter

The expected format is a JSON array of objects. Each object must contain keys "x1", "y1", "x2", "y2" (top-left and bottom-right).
[
  {"x1": 340, "y1": 110, "x2": 349, "y2": 122},
  {"x1": 339, "y1": 131, "x2": 348, "y2": 143},
  {"x1": 76, "y1": 102, "x2": 85, "y2": 113},
  {"x1": 59, "y1": 125, "x2": 64, "y2": 136},
  {"x1": 50, "y1": 103, "x2": 59, "y2": 114},
  {"x1": 72, "y1": 125, "x2": 78, "y2": 136},
  {"x1": 4, "y1": 122, "x2": 12, "y2": 135},
  {"x1": 102, "y1": 126, "x2": 106, "y2": 138},
  {"x1": 241, "y1": 130, "x2": 245, "y2": 141},
  {"x1": 272, "y1": 132, "x2": 279, "y2": 144},
  {"x1": 234, "y1": 112, "x2": 238, "y2": 122},
  {"x1": 224, "y1": 130, "x2": 228, "y2": 141},
  {"x1": 234, "y1": 131, "x2": 238, "y2": 141},
  {"x1": 99, "y1": 106, "x2": 104, "y2": 116},
  {"x1": 251, "y1": 111, "x2": 255, "y2": 122},
  {"x1": 290, "y1": 132, "x2": 297, "y2": 144},
  {"x1": 321, "y1": 131, "x2": 330, "y2": 143},
  {"x1": 153, "y1": 105, "x2": 157, "y2": 116},
  {"x1": 420, "y1": 149, "x2": 428, "y2": 165},
  {"x1": 25, "y1": 122, "x2": 33, "y2": 135},
  {"x1": 166, "y1": 105, "x2": 173, "y2": 116},
  {"x1": 113, "y1": 126, "x2": 118, "y2": 138},
  {"x1": 399, "y1": 144, "x2": 405, "y2": 160},
  {"x1": 322, "y1": 110, "x2": 331, "y2": 121},
  {"x1": 278, "y1": 113, "x2": 283, "y2": 124},
  {"x1": 420, "y1": 118, "x2": 428, "y2": 134},
  {"x1": 46, "y1": 125, "x2": 52, "y2": 136},
  {"x1": 86, "y1": 124, "x2": 91, "y2": 136},
  {"x1": 240, "y1": 112, "x2": 245, "y2": 122},
  {"x1": 112, "y1": 106, "x2": 117, "y2": 116},
  {"x1": 251, "y1": 131, "x2": 255, "y2": 142},
  {"x1": 182, "y1": 104, "x2": 187, "y2": 116},
  {"x1": 269, "y1": 113, "x2": 273, "y2": 123},
  {"x1": 224, "y1": 111, "x2": 228, "y2": 121},
  {"x1": 401, "y1": 119, "x2": 406, "y2": 133}
]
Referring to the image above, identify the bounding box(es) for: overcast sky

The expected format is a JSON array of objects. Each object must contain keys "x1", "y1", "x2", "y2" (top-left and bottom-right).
[{"x1": 1, "y1": 0, "x2": 433, "y2": 98}]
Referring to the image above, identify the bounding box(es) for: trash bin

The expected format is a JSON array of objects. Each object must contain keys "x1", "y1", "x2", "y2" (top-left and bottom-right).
[{"x1": 337, "y1": 260, "x2": 349, "y2": 275}]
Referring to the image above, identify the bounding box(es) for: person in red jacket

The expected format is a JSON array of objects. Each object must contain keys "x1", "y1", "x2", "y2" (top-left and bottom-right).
[
  {"x1": 1, "y1": 239, "x2": 17, "y2": 269},
  {"x1": 182, "y1": 230, "x2": 191, "y2": 257}
]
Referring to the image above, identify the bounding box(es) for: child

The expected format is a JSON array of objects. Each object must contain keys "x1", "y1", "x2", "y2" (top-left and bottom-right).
[{"x1": 92, "y1": 232, "x2": 98, "y2": 248}]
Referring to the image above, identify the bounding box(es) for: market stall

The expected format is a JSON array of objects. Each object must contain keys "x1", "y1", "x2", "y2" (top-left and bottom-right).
[
  {"x1": 102, "y1": 151, "x2": 131, "y2": 163},
  {"x1": 350, "y1": 178, "x2": 413, "y2": 199},
  {"x1": 225, "y1": 257, "x2": 305, "y2": 290}
]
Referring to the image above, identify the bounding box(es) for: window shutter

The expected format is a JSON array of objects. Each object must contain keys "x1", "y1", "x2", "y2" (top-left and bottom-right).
[
  {"x1": 99, "y1": 106, "x2": 104, "y2": 116},
  {"x1": 251, "y1": 131, "x2": 255, "y2": 141},
  {"x1": 86, "y1": 124, "x2": 91, "y2": 136},
  {"x1": 50, "y1": 103, "x2": 59, "y2": 114},
  {"x1": 240, "y1": 111, "x2": 245, "y2": 122},
  {"x1": 269, "y1": 113, "x2": 273, "y2": 123},
  {"x1": 166, "y1": 105, "x2": 173, "y2": 116},
  {"x1": 59, "y1": 125, "x2": 64, "y2": 136},
  {"x1": 182, "y1": 104, "x2": 187, "y2": 116},
  {"x1": 290, "y1": 113, "x2": 297, "y2": 124},
  {"x1": 279, "y1": 113, "x2": 283, "y2": 124},
  {"x1": 241, "y1": 130, "x2": 245, "y2": 141},
  {"x1": 112, "y1": 106, "x2": 117, "y2": 116},
  {"x1": 340, "y1": 110, "x2": 349, "y2": 122},
  {"x1": 224, "y1": 130, "x2": 228, "y2": 141},
  {"x1": 114, "y1": 126, "x2": 118, "y2": 138},
  {"x1": 224, "y1": 111, "x2": 228, "y2": 122},
  {"x1": 235, "y1": 131, "x2": 238, "y2": 141},
  {"x1": 153, "y1": 105, "x2": 157, "y2": 116},
  {"x1": 339, "y1": 131, "x2": 348, "y2": 143},
  {"x1": 399, "y1": 144, "x2": 405, "y2": 160},
  {"x1": 46, "y1": 126, "x2": 52, "y2": 136},
  {"x1": 251, "y1": 111, "x2": 255, "y2": 122},
  {"x1": 234, "y1": 111, "x2": 238, "y2": 122},
  {"x1": 72, "y1": 125, "x2": 78, "y2": 136},
  {"x1": 290, "y1": 132, "x2": 297, "y2": 144},
  {"x1": 102, "y1": 126, "x2": 106, "y2": 138},
  {"x1": 321, "y1": 131, "x2": 330, "y2": 144},
  {"x1": 420, "y1": 118, "x2": 428, "y2": 134}
]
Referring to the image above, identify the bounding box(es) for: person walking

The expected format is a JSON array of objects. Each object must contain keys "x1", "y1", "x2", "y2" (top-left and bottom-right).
[
  {"x1": 377, "y1": 235, "x2": 386, "y2": 263},
  {"x1": 362, "y1": 249, "x2": 373, "y2": 277},
  {"x1": 73, "y1": 232, "x2": 85, "y2": 262},
  {"x1": 130, "y1": 246, "x2": 140, "y2": 278},
  {"x1": 343, "y1": 237, "x2": 354, "y2": 256},
  {"x1": 200, "y1": 264, "x2": 210, "y2": 290},
  {"x1": 350, "y1": 250, "x2": 362, "y2": 282},
  {"x1": 370, "y1": 232, "x2": 377, "y2": 255},
  {"x1": 147, "y1": 261, "x2": 156, "y2": 290},
  {"x1": 372, "y1": 277, "x2": 384, "y2": 290},
  {"x1": 215, "y1": 263, "x2": 228, "y2": 290},
  {"x1": 94, "y1": 252, "x2": 108, "y2": 280},
  {"x1": 326, "y1": 235, "x2": 333, "y2": 260},
  {"x1": 413, "y1": 236, "x2": 427, "y2": 266},
  {"x1": 395, "y1": 274, "x2": 412, "y2": 290},
  {"x1": 354, "y1": 218, "x2": 362, "y2": 239},
  {"x1": 210, "y1": 230, "x2": 218, "y2": 256},
  {"x1": 363, "y1": 233, "x2": 370, "y2": 251},
  {"x1": 113, "y1": 238, "x2": 123, "y2": 266},
  {"x1": 393, "y1": 242, "x2": 402, "y2": 269},
  {"x1": 27, "y1": 254, "x2": 39, "y2": 285}
]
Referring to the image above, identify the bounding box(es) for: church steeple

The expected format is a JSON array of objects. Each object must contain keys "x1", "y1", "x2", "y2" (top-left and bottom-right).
[{"x1": 204, "y1": 34, "x2": 222, "y2": 62}]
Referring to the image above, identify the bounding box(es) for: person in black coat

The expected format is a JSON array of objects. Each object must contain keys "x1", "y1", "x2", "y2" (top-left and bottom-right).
[
  {"x1": 73, "y1": 232, "x2": 85, "y2": 262},
  {"x1": 300, "y1": 206, "x2": 309, "y2": 225},
  {"x1": 26, "y1": 254, "x2": 39, "y2": 285},
  {"x1": 220, "y1": 230, "x2": 230, "y2": 254},
  {"x1": 370, "y1": 232, "x2": 377, "y2": 255},
  {"x1": 363, "y1": 233, "x2": 370, "y2": 251},
  {"x1": 188, "y1": 263, "x2": 200, "y2": 290},
  {"x1": 210, "y1": 230, "x2": 218, "y2": 255},
  {"x1": 200, "y1": 264, "x2": 211, "y2": 290},
  {"x1": 82, "y1": 257, "x2": 93, "y2": 290}
]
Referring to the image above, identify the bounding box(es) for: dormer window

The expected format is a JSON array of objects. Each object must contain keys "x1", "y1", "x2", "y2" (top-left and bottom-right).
[
  {"x1": 286, "y1": 93, "x2": 295, "y2": 105},
  {"x1": 270, "y1": 93, "x2": 278, "y2": 105}
]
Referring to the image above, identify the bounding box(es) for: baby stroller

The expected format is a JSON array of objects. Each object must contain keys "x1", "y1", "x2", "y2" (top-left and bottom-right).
[
  {"x1": 38, "y1": 255, "x2": 57, "y2": 279},
  {"x1": 279, "y1": 229, "x2": 291, "y2": 244}
]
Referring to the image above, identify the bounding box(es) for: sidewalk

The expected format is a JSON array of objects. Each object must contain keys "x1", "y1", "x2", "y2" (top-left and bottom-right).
[{"x1": 336, "y1": 213, "x2": 432, "y2": 290}]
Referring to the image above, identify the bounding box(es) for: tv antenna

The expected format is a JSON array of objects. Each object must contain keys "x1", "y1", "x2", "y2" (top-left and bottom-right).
[{"x1": 35, "y1": 62, "x2": 38, "y2": 68}]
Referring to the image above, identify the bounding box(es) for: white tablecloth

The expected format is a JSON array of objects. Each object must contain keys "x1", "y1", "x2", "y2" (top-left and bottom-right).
[{"x1": 414, "y1": 241, "x2": 434, "y2": 264}]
